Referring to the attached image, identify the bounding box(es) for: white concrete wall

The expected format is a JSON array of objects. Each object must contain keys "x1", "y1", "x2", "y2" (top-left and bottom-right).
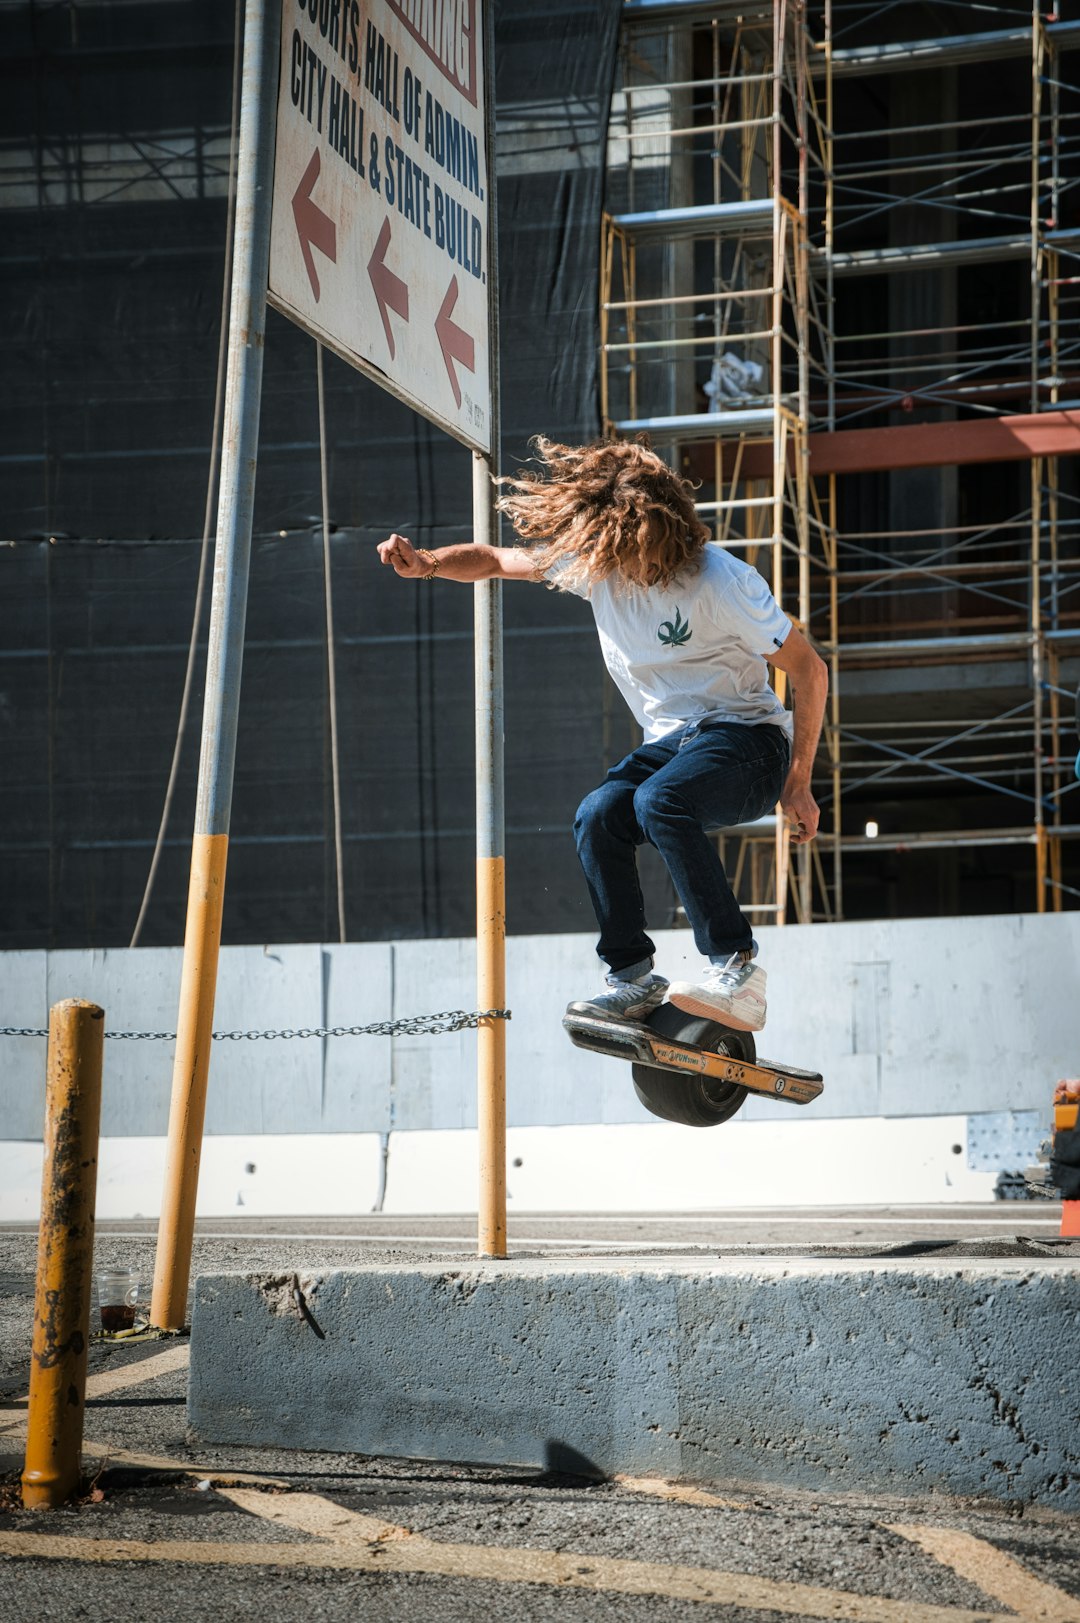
[
  {"x1": 1, "y1": 912, "x2": 1075, "y2": 1140},
  {"x1": 0, "y1": 1114, "x2": 1001, "y2": 1221}
]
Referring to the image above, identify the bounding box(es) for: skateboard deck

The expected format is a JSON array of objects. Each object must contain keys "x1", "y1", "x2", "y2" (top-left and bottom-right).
[{"x1": 563, "y1": 1007, "x2": 823, "y2": 1106}]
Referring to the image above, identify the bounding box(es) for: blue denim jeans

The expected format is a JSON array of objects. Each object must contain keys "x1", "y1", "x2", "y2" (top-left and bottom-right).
[{"x1": 573, "y1": 720, "x2": 791, "y2": 974}]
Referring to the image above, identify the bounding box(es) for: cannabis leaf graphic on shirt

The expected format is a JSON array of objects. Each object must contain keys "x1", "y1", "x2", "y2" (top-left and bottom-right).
[{"x1": 657, "y1": 607, "x2": 692, "y2": 647}]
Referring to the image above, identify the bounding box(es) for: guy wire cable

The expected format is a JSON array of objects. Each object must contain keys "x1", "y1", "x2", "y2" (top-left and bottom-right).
[
  {"x1": 317, "y1": 340, "x2": 347, "y2": 946},
  {"x1": 129, "y1": 0, "x2": 244, "y2": 949}
]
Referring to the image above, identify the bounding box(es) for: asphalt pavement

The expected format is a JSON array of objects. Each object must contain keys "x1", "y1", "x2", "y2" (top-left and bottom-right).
[{"x1": 2, "y1": 1209, "x2": 1078, "y2": 1622}]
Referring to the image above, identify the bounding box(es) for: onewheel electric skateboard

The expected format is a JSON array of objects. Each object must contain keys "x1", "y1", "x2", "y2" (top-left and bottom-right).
[{"x1": 563, "y1": 1001, "x2": 823, "y2": 1127}]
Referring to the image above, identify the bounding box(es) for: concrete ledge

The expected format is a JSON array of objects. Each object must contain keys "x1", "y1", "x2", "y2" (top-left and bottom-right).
[{"x1": 188, "y1": 1258, "x2": 1080, "y2": 1508}]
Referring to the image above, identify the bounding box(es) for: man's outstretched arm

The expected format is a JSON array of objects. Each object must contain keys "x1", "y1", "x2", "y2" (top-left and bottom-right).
[
  {"x1": 377, "y1": 533, "x2": 540, "y2": 582},
  {"x1": 767, "y1": 625, "x2": 828, "y2": 845}
]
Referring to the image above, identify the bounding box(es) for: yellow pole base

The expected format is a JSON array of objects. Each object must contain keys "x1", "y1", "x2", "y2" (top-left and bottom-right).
[
  {"x1": 477, "y1": 855, "x2": 507, "y2": 1259},
  {"x1": 150, "y1": 832, "x2": 228, "y2": 1331}
]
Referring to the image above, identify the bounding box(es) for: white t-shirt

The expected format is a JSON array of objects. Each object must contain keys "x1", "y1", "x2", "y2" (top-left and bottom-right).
[{"x1": 558, "y1": 544, "x2": 793, "y2": 743}]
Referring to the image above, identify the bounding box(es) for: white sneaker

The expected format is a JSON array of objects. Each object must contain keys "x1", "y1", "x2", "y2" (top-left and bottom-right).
[
  {"x1": 667, "y1": 953, "x2": 767, "y2": 1032},
  {"x1": 566, "y1": 972, "x2": 669, "y2": 1024}
]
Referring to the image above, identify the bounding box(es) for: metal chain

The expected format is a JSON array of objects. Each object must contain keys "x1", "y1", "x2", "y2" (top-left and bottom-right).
[{"x1": 0, "y1": 1009, "x2": 511, "y2": 1042}]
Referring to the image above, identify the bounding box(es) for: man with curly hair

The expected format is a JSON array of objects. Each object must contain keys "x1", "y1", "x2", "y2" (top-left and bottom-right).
[{"x1": 378, "y1": 438, "x2": 827, "y2": 1033}]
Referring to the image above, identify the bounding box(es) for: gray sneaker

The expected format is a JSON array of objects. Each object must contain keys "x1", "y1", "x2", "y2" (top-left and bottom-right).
[{"x1": 566, "y1": 972, "x2": 669, "y2": 1024}]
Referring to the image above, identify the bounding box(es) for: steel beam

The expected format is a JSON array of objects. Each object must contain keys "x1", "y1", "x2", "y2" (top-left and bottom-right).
[
  {"x1": 687, "y1": 410, "x2": 1080, "y2": 481},
  {"x1": 829, "y1": 235, "x2": 1031, "y2": 276},
  {"x1": 608, "y1": 201, "x2": 775, "y2": 242},
  {"x1": 812, "y1": 21, "x2": 1080, "y2": 79}
]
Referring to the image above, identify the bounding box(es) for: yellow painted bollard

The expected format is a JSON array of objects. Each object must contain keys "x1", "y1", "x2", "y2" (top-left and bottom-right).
[{"x1": 22, "y1": 999, "x2": 104, "y2": 1509}]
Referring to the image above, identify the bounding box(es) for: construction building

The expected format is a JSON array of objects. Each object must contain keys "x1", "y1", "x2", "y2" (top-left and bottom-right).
[{"x1": 2, "y1": 0, "x2": 1077, "y2": 948}]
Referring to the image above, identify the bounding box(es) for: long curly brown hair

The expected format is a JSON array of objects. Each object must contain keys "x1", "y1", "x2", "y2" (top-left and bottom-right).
[{"x1": 497, "y1": 437, "x2": 708, "y2": 593}]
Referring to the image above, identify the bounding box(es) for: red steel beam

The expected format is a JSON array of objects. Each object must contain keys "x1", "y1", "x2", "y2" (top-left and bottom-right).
[
  {"x1": 811, "y1": 410, "x2": 1080, "y2": 474},
  {"x1": 692, "y1": 409, "x2": 1080, "y2": 481}
]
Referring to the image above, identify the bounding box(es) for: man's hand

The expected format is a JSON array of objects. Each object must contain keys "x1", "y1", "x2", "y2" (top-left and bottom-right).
[
  {"x1": 378, "y1": 533, "x2": 432, "y2": 578},
  {"x1": 781, "y1": 774, "x2": 820, "y2": 845}
]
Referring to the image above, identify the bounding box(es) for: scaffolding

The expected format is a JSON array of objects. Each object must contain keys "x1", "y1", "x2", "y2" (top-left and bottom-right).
[
  {"x1": 602, "y1": 0, "x2": 1080, "y2": 923},
  {"x1": 602, "y1": 0, "x2": 838, "y2": 928}
]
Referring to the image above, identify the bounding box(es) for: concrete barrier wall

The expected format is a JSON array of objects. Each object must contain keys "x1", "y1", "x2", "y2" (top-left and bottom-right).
[
  {"x1": 1, "y1": 911, "x2": 1076, "y2": 1139},
  {"x1": 189, "y1": 1257, "x2": 1080, "y2": 1508}
]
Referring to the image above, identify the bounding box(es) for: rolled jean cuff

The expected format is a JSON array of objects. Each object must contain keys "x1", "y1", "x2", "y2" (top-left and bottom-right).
[
  {"x1": 709, "y1": 937, "x2": 758, "y2": 965},
  {"x1": 608, "y1": 956, "x2": 654, "y2": 983}
]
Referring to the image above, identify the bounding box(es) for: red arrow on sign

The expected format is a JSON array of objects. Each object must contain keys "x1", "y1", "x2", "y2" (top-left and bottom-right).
[
  {"x1": 367, "y1": 218, "x2": 410, "y2": 360},
  {"x1": 435, "y1": 277, "x2": 476, "y2": 408},
  {"x1": 292, "y1": 149, "x2": 337, "y2": 302}
]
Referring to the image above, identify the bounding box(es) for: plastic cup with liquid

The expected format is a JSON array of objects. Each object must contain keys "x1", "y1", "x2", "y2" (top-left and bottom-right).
[{"x1": 97, "y1": 1270, "x2": 142, "y2": 1333}]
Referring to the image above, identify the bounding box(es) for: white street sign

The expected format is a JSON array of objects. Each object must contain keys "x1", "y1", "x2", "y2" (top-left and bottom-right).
[{"x1": 269, "y1": 0, "x2": 492, "y2": 452}]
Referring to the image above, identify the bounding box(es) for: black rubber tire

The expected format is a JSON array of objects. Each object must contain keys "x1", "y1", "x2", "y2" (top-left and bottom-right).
[{"x1": 631, "y1": 1002, "x2": 753, "y2": 1128}]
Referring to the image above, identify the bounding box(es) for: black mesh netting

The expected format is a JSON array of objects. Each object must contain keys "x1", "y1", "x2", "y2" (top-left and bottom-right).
[{"x1": 0, "y1": 0, "x2": 626, "y2": 948}]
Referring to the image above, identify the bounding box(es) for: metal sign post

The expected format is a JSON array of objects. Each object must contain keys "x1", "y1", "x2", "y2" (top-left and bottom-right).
[
  {"x1": 150, "y1": 0, "x2": 281, "y2": 1331},
  {"x1": 269, "y1": 0, "x2": 503, "y2": 1257},
  {"x1": 151, "y1": 0, "x2": 503, "y2": 1322},
  {"x1": 473, "y1": 0, "x2": 504, "y2": 1257},
  {"x1": 474, "y1": 452, "x2": 506, "y2": 1258}
]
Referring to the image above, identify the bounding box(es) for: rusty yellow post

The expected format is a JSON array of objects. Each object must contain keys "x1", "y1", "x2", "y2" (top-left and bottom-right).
[{"x1": 22, "y1": 999, "x2": 104, "y2": 1509}]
